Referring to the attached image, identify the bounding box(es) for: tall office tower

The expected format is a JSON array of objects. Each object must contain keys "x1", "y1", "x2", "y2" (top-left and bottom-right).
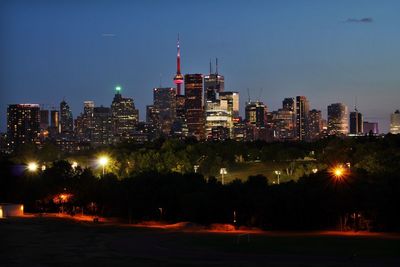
[
  {"x1": 40, "y1": 109, "x2": 49, "y2": 130},
  {"x1": 205, "y1": 101, "x2": 230, "y2": 140},
  {"x1": 204, "y1": 58, "x2": 225, "y2": 103},
  {"x1": 271, "y1": 98, "x2": 297, "y2": 140},
  {"x1": 283, "y1": 97, "x2": 296, "y2": 112},
  {"x1": 219, "y1": 91, "x2": 239, "y2": 118},
  {"x1": 327, "y1": 103, "x2": 349, "y2": 136},
  {"x1": 350, "y1": 110, "x2": 363, "y2": 135},
  {"x1": 245, "y1": 101, "x2": 267, "y2": 127},
  {"x1": 111, "y1": 86, "x2": 139, "y2": 142},
  {"x1": 146, "y1": 105, "x2": 159, "y2": 140},
  {"x1": 146, "y1": 105, "x2": 158, "y2": 124},
  {"x1": 7, "y1": 104, "x2": 40, "y2": 151},
  {"x1": 185, "y1": 74, "x2": 205, "y2": 140},
  {"x1": 390, "y1": 110, "x2": 400, "y2": 134},
  {"x1": 272, "y1": 109, "x2": 296, "y2": 141},
  {"x1": 50, "y1": 110, "x2": 59, "y2": 129},
  {"x1": 153, "y1": 87, "x2": 176, "y2": 136},
  {"x1": 75, "y1": 101, "x2": 95, "y2": 142},
  {"x1": 49, "y1": 109, "x2": 60, "y2": 138},
  {"x1": 308, "y1": 109, "x2": 323, "y2": 140},
  {"x1": 60, "y1": 100, "x2": 74, "y2": 135},
  {"x1": 92, "y1": 106, "x2": 113, "y2": 146},
  {"x1": 295, "y1": 96, "x2": 310, "y2": 141},
  {"x1": 363, "y1": 121, "x2": 379, "y2": 135}
]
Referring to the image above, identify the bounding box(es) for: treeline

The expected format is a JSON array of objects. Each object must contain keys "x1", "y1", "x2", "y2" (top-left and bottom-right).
[
  {"x1": 6, "y1": 134, "x2": 400, "y2": 178},
  {"x1": 1, "y1": 158, "x2": 400, "y2": 231}
]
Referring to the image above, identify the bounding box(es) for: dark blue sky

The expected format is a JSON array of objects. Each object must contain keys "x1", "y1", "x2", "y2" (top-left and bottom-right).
[{"x1": 1, "y1": 0, "x2": 399, "y2": 132}]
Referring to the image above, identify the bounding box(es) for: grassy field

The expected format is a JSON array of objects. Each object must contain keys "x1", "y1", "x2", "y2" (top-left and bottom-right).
[
  {"x1": 223, "y1": 161, "x2": 320, "y2": 183},
  {"x1": 1, "y1": 216, "x2": 399, "y2": 266}
]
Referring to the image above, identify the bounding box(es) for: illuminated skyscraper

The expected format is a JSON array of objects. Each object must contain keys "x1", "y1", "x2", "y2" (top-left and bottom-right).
[
  {"x1": 40, "y1": 109, "x2": 49, "y2": 131},
  {"x1": 111, "y1": 86, "x2": 139, "y2": 142},
  {"x1": 92, "y1": 106, "x2": 113, "y2": 146},
  {"x1": 283, "y1": 97, "x2": 296, "y2": 112},
  {"x1": 185, "y1": 74, "x2": 205, "y2": 140},
  {"x1": 245, "y1": 101, "x2": 267, "y2": 127},
  {"x1": 308, "y1": 109, "x2": 323, "y2": 140},
  {"x1": 153, "y1": 87, "x2": 176, "y2": 136},
  {"x1": 295, "y1": 96, "x2": 309, "y2": 141},
  {"x1": 75, "y1": 101, "x2": 94, "y2": 142},
  {"x1": 204, "y1": 59, "x2": 224, "y2": 103},
  {"x1": 327, "y1": 103, "x2": 349, "y2": 136},
  {"x1": 350, "y1": 109, "x2": 363, "y2": 135},
  {"x1": 7, "y1": 104, "x2": 40, "y2": 151},
  {"x1": 60, "y1": 100, "x2": 73, "y2": 135},
  {"x1": 390, "y1": 110, "x2": 400, "y2": 134}
]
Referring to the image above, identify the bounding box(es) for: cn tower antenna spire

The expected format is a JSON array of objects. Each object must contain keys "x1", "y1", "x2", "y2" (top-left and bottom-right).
[{"x1": 173, "y1": 33, "x2": 184, "y2": 95}]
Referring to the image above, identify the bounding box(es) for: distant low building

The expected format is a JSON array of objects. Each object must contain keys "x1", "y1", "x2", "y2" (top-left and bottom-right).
[
  {"x1": 363, "y1": 121, "x2": 379, "y2": 135},
  {"x1": 0, "y1": 203, "x2": 24, "y2": 218}
]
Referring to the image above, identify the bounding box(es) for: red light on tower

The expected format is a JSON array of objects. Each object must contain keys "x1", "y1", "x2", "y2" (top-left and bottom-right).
[{"x1": 173, "y1": 34, "x2": 184, "y2": 95}]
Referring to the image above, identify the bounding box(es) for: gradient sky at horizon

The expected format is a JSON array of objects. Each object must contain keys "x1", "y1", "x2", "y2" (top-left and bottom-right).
[{"x1": 1, "y1": 0, "x2": 399, "y2": 132}]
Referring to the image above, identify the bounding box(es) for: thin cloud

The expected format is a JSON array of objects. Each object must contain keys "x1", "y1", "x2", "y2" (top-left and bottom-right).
[
  {"x1": 343, "y1": 17, "x2": 374, "y2": 23},
  {"x1": 101, "y1": 33, "x2": 116, "y2": 37}
]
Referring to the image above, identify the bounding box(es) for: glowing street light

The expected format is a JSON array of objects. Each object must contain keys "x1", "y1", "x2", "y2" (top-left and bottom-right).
[
  {"x1": 330, "y1": 165, "x2": 347, "y2": 181},
  {"x1": 98, "y1": 156, "x2": 109, "y2": 176},
  {"x1": 71, "y1": 161, "x2": 78, "y2": 170},
  {"x1": 274, "y1": 170, "x2": 281, "y2": 184},
  {"x1": 27, "y1": 162, "x2": 39, "y2": 172},
  {"x1": 312, "y1": 168, "x2": 318, "y2": 174},
  {"x1": 194, "y1": 164, "x2": 199, "y2": 173},
  {"x1": 220, "y1": 168, "x2": 227, "y2": 185}
]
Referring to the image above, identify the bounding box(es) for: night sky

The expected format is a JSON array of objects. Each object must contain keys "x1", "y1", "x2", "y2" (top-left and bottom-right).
[{"x1": 1, "y1": 0, "x2": 399, "y2": 132}]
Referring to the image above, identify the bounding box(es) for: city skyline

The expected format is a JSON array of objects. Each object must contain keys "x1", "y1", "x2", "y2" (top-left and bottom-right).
[{"x1": 1, "y1": 0, "x2": 400, "y2": 132}]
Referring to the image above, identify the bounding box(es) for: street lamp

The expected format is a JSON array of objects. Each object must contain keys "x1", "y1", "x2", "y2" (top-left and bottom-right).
[
  {"x1": 194, "y1": 164, "x2": 199, "y2": 173},
  {"x1": 330, "y1": 165, "x2": 347, "y2": 181},
  {"x1": 98, "y1": 156, "x2": 109, "y2": 176},
  {"x1": 71, "y1": 161, "x2": 78, "y2": 170},
  {"x1": 27, "y1": 162, "x2": 39, "y2": 172},
  {"x1": 220, "y1": 168, "x2": 227, "y2": 185},
  {"x1": 312, "y1": 168, "x2": 318, "y2": 174},
  {"x1": 274, "y1": 170, "x2": 281, "y2": 184}
]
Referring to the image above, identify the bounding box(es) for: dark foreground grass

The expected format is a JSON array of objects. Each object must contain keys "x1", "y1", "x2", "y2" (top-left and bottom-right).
[{"x1": 1, "y1": 217, "x2": 399, "y2": 267}]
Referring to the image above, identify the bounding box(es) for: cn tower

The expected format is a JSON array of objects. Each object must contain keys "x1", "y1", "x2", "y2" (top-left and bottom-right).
[{"x1": 173, "y1": 35, "x2": 184, "y2": 95}]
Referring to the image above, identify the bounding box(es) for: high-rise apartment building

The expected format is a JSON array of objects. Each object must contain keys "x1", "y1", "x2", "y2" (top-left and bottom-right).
[
  {"x1": 7, "y1": 104, "x2": 40, "y2": 151},
  {"x1": 390, "y1": 110, "x2": 400, "y2": 134},
  {"x1": 185, "y1": 74, "x2": 205, "y2": 140},
  {"x1": 111, "y1": 86, "x2": 139, "y2": 141},
  {"x1": 327, "y1": 103, "x2": 349, "y2": 136},
  {"x1": 295, "y1": 96, "x2": 309, "y2": 141},
  {"x1": 308, "y1": 109, "x2": 323, "y2": 140}
]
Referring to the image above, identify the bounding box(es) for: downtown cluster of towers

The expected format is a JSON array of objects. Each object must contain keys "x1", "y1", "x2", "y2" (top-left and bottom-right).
[{"x1": 3, "y1": 38, "x2": 400, "y2": 153}]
